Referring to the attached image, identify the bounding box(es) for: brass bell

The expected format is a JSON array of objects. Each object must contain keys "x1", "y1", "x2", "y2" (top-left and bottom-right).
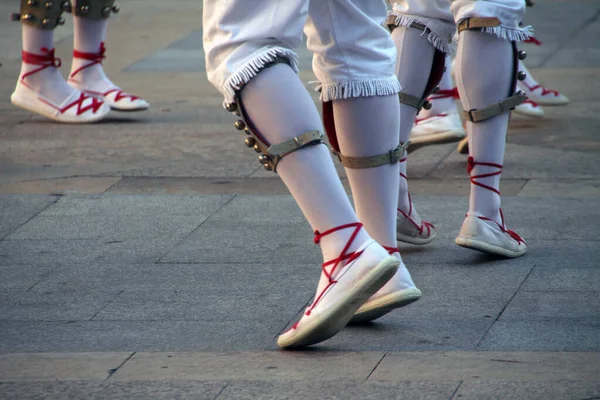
[
  {"x1": 258, "y1": 155, "x2": 271, "y2": 164},
  {"x1": 57, "y1": 16, "x2": 65, "y2": 25},
  {"x1": 226, "y1": 103, "x2": 237, "y2": 112},
  {"x1": 244, "y1": 127, "x2": 250, "y2": 135},
  {"x1": 112, "y1": 5, "x2": 120, "y2": 13},
  {"x1": 422, "y1": 101, "x2": 432, "y2": 110},
  {"x1": 244, "y1": 137, "x2": 256, "y2": 148},
  {"x1": 263, "y1": 164, "x2": 273, "y2": 171},
  {"x1": 101, "y1": 6, "x2": 111, "y2": 17},
  {"x1": 517, "y1": 71, "x2": 527, "y2": 81},
  {"x1": 80, "y1": 5, "x2": 89, "y2": 14},
  {"x1": 518, "y1": 50, "x2": 527, "y2": 60},
  {"x1": 253, "y1": 144, "x2": 261, "y2": 153},
  {"x1": 60, "y1": 0, "x2": 71, "y2": 12},
  {"x1": 27, "y1": 0, "x2": 36, "y2": 6},
  {"x1": 45, "y1": 1, "x2": 53, "y2": 8},
  {"x1": 42, "y1": 18, "x2": 50, "y2": 25},
  {"x1": 516, "y1": 90, "x2": 526, "y2": 97},
  {"x1": 234, "y1": 120, "x2": 245, "y2": 131},
  {"x1": 21, "y1": 14, "x2": 35, "y2": 21}
]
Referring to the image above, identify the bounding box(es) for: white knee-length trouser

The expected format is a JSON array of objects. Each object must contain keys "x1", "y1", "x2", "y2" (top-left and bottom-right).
[
  {"x1": 389, "y1": 0, "x2": 532, "y2": 54},
  {"x1": 203, "y1": 0, "x2": 400, "y2": 105}
]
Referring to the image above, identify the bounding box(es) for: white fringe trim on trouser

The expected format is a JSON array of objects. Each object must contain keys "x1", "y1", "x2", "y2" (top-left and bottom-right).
[
  {"x1": 388, "y1": 12, "x2": 455, "y2": 55},
  {"x1": 222, "y1": 46, "x2": 299, "y2": 106},
  {"x1": 454, "y1": 23, "x2": 534, "y2": 43},
  {"x1": 317, "y1": 76, "x2": 401, "y2": 102}
]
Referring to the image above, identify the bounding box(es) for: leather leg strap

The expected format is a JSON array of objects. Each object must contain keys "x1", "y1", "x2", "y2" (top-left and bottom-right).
[
  {"x1": 226, "y1": 58, "x2": 324, "y2": 173},
  {"x1": 457, "y1": 17, "x2": 502, "y2": 33},
  {"x1": 460, "y1": 32, "x2": 527, "y2": 123},
  {"x1": 334, "y1": 140, "x2": 410, "y2": 169}
]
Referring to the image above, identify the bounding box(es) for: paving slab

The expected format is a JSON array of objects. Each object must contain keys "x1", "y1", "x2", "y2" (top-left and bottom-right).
[
  {"x1": 6, "y1": 214, "x2": 206, "y2": 241},
  {"x1": 0, "y1": 321, "x2": 283, "y2": 353},
  {"x1": 369, "y1": 351, "x2": 600, "y2": 382},
  {"x1": 0, "y1": 353, "x2": 131, "y2": 381},
  {"x1": 218, "y1": 380, "x2": 458, "y2": 400},
  {"x1": 112, "y1": 351, "x2": 385, "y2": 381},
  {"x1": 0, "y1": 265, "x2": 52, "y2": 294},
  {"x1": 0, "y1": 195, "x2": 56, "y2": 239},
  {"x1": 477, "y1": 320, "x2": 600, "y2": 351},
  {"x1": 0, "y1": 288, "x2": 122, "y2": 322},
  {"x1": 0, "y1": 177, "x2": 121, "y2": 195},
  {"x1": 498, "y1": 291, "x2": 600, "y2": 321},
  {"x1": 455, "y1": 380, "x2": 600, "y2": 400},
  {"x1": 40, "y1": 194, "x2": 232, "y2": 216},
  {"x1": 0, "y1": 381, "x2": 225, "y2": 400},
  {"x1": 521, "y1": 267, "x2": 600, "y2": 292}
]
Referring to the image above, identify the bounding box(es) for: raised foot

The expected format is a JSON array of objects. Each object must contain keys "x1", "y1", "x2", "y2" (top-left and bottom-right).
[{"x1": 277, "y1": 240, "x2": 399, "y2": 349}]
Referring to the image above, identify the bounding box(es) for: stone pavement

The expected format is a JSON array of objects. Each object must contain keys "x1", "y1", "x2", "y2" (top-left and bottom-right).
[{"x1": 0, "y1": 1, "x2": 600, "y2": 399}]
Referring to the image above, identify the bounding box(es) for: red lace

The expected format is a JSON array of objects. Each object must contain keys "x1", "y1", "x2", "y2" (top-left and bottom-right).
[
  {"x1": 522, "y1": 82, "x2": 560, "y2": 97},
  {"x1": 467, "y1": 157, "x2": 525, "y2": 244},
  {"x1": 21, "y1": 48, "x2": 62, "y2": 80},
  {"x1": 415, "y1": 113, "x2": 447, "y2": 124},
  {"x1": 523, "y1": 37, "x2": 542, "y2": 46},
  {"x1": 290, "y1": 222, "x2": 364, "y2": 330},
  {"x1": 69, "y1": 42, "x2": 139, "y2": 102},
  {"x1": 383, "y1": 246, "x2": 399, "y2": 255},
  {"x1": 429, "y1": 87, "x2": 460, "y2": 101},
  {"x1": 20, "y1": 48, "x2": 104, "y2": 116},
  {"x1": 398, "y1": 146, "x2": 435, "y2": 236},
  {"x1": 523, "y1": 99, "x2": 540, "y2": 107}
]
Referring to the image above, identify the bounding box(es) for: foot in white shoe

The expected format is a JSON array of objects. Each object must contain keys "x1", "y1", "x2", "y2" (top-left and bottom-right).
[
  {"x1": 397, "y1": 194, "x2": 436, "y2": 245},
  {"x1": 277, "y1": 224, "x2": 399, "y2": 349},
  {"x1": 350, "y1": 248, "x2": 421, "y2": 324},
  {"x1": 68, "y1": 43, "x2": 149, "y2": 112},
  {"x1": 11, "y1": 48, "x2": 110, "y2": 123},
  {"x1": 514, "y1": 99, "x2": 545, "y2": 118},
  {"x1": 411, "y1": 110, "x2": 467, "y2": 147},
  {"x1": 519, "y1": 82, "x2": 569, "y2": 106},
  {"x1": 455, "y1": 211, "x2": 527, "y2": 258}
]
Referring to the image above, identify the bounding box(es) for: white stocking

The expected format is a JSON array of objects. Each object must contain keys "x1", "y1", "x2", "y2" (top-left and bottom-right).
[{"x1": 455, "y1": 31, "x2": 513, "y2": 224}]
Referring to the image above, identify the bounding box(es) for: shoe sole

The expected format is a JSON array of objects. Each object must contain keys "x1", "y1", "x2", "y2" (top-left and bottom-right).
[
  {"x1": 348, "y1": 288, "x2": 422, "y2": 324},
  {"x1": 109, "y1": 105, "x2": 150, "y2": 112},
  {"x1": 457, "y1": 137, "x2": 469, "y2": 154},
  {"x1": 513, "y1": 108, "x2": 545, "y2": 118},
  {"x1": 11, "y1": 94, "x2": 108, "y2": 124},
  {"x1": 277, "y1": 256, "x2": 399, "y2": 349},
  {"x1": 397, "y1": 231, "x2": 437, "y2": 246},
  {"x1": 455, "y1": 236, "x2": 527, "y2": 258},
  {"x1": 408, "y1": 130, "x2": 466, "y2": 154}
]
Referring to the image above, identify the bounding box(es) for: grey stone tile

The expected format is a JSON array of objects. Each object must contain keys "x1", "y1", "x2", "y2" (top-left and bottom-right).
[
  {"x1": 219, "y1": 381, "x2": 458, "y2": 400},
  {"x1": 0, "y1": 195, "x2": 56, "y2": 239},
  {"x1": 93, "y1": 284, "x2": 313, "y2": 324},
  {"x1": 522, "y1": 267, "x2": 600, "y2": 292},
  {"x1": 0, "y1": 289, "x2": 122, "y2": 322},
  {"x1": 456, "y1": 380, "x2": 600, "y2": 400},
  {"x1": 399, "y1": 239, "x2": 600, "y2": 269},
  {"x1": 478, "y1": 320, "x2": 600, "y2": 351},
  {"x1": 0, "y1": 321, "x2": 283, "y2": 352},
  {"x1": 207, "y1": 195, "x2": 308, "y2": 226},
  {"x1": 0, "y1": 381, "x2": 225, "y2": 400},
  {"x1": 499, "y1": 291, "x2": 600, "y2": 321},
  {"x1": 6, "y1": 215, "x2": 205, "y2": 240},
  {"x1": 0, "y1": 265, "x2": 52, "y2": 293},
  {"x1": 0, "y1": 239, "x2": 179, "y2": 265},
  {"x1": 41, "y1": 194, "x2": 232, "y2": 216},
  {"x1": 32, "y1": 263, "x2": 317, "y2": 293},
  {"x1": 161, "y1": 222, "x2": 315, "y2": 264},
  {"x1": 0, "y1": 352, "x2": 130, "y2": 381},
  {"x1": 321, "y1": 317, "x2": 493, "y2": 351},
  {"x1": 370, "y1": 351, "x2": 600, "y2": 382},
  {"x1": 113, "y1": 351, "x2": 385, "y2": 381}
]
